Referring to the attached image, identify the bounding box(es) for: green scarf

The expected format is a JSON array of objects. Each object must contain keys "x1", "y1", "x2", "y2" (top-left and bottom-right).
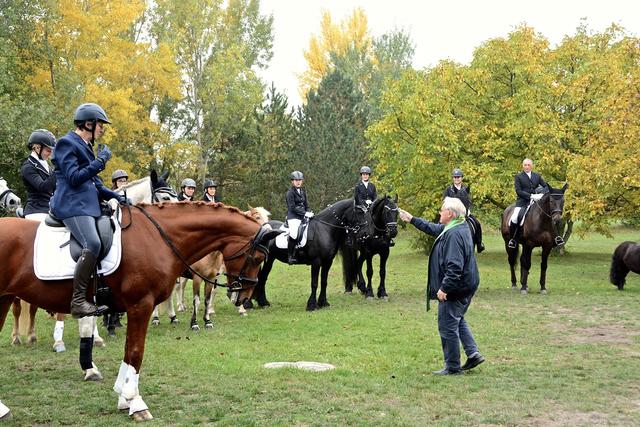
[{"x1": 438, "y1": 216, "x2": 465, "y2": 239}]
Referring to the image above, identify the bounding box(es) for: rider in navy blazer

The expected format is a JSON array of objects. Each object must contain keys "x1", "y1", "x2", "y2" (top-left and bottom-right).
[{"x1": 50, "y1": 103, "x2": 124, "y2": 319}]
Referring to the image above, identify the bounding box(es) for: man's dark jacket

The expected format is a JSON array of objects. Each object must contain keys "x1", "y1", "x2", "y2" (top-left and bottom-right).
[
  {"x1": 410, "y1": 217, "x2": 480, "y2": 306},
  {"x1": 285, "y1": 186, "x2": 309, "y2": 220},
  {"x1": 354, "y1": 181, "x2": 377, "y2": 207},
  {"x1": 514, "y1": 172, "x2": 547, "y2": 207},
  {"x1": 21, "y1": 155, "x2": 56, "y2": 215}
]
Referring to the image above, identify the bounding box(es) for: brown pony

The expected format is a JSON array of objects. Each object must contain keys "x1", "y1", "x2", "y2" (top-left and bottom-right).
[
  {"x1": 500, "y1": 184, "x2": 568, "y2": 294},
  {"x1": 0, "y1": 202, "x2": 279, "y2": 421}
]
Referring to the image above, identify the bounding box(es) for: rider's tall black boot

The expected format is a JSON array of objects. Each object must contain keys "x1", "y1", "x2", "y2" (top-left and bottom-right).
[
  {"x1": 507, "y1": 222, "x2": 519, "y2": 249},
  {"x1": 287, "y1": 238, "x2": 297, "y2": 265},
  {"x1": 70, "y1": 249, "x2": 108, "y2": 318}
]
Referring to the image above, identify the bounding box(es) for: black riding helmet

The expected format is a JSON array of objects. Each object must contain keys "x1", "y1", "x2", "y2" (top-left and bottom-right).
[
  {"x1": 290, "y1": 171, "x2": 304, "y2": 180},
  {"x1": 74, "y1": 103, "x2": 110, "y2": 143},
  {"x1": 28, "y1": 129, "x2": 57, "y2": 150},
  {"x1": 111, "y1": 169, "x2": 129, "y2": 183},
  {"x1": 359, "y1": 166, "x2": 372, "y2": 175},
  {"x1": 203, "y1": 179, "x2": 218, "y2": 189},
  {"x1": 452, "y1": 168, "x2": 463, "y2": 177}
]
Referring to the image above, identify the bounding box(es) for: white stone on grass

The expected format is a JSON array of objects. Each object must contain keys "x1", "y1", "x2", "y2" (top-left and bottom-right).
[{"x1": 263, "y1": 361, "x2": 335, "y2": 372}]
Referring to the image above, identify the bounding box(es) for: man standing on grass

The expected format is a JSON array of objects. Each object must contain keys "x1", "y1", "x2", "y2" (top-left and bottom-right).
[{"x1": 399, "y1": 197, "x2": 484, "y2": 375}]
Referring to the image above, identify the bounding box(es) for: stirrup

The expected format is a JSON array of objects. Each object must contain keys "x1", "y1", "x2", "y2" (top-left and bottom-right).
[{"x1": 507, "y1": 239, "x2": 517, "y2": 249}]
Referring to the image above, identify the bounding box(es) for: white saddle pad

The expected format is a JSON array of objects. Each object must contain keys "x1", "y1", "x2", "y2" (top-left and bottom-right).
[
  {"x1": 275, "y1": 223, "x2": 308, "y2": 249},
  {"x1": 33, "y1": 215, "x2": 122, "y2": 280}
]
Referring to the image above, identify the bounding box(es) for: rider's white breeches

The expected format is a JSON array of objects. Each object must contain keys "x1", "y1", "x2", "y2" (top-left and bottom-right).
[{"x1": 288, "y1": 219, "x2": 301, "y2": 239}]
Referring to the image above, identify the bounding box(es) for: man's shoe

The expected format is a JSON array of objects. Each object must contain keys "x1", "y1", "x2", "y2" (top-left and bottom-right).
[
  {"x1": 461, "y1": 353, "x2": 485, "y2": 371},
  {"x1": 477, "y1": 242, "x2": 485, "y2": 253},
  {"x1": 507, "y1": 239, "x2": 517, "y2": 249},
  {"x1": 432, "y1": 368, "x2": 463, "y2": 376}
]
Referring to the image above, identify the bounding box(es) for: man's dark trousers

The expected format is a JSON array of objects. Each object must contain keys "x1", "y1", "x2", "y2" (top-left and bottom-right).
[{"x1": 438, "y1": 296, "x2": 479, "y2": 371}]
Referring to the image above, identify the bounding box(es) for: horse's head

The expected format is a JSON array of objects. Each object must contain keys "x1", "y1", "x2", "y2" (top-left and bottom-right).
[
  {"x1": 222, "y1": 225, "x2": 281, "y2": 306},
  {"x1": 545, "y1": 183, "x2": 569, "y2": 228},
  {"x1": 245, "y1": 206, "x2": 271, "y2": 225},
  {"x1": 0, "y1": 177, "x2": 22, "y2": 212},
  {"x1": 372, "y1": 195, "x2": 399, "y2": 239},
  {"x1": 150, "y1": 170, "x2": 179, "y2": 202}
]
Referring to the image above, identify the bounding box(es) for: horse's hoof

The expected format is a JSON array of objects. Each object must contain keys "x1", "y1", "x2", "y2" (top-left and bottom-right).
[
  {"x1": 170, "y1": 316, "x2": 179, "y2": 324},
  {"x1": 27, "y1": 335, "x2": 37, "y2": 345},
  {"x1": 306, "y1": 305, "x2": 316, "y2": 312},
  {"x1": 132, "y1": 409, "x2": 153, "y2": 421},
  {"x1": 53, "y1": 341, "x2": 66, "y2": 353},
  {"x1": 151, "y1": 317, "x2": 160, "y2": 326},
  {"x1": 93, "y1": 337, "x2": 105, "y2": 348},
  {"x1": 520, "y1": 289, "x2": 528, "y2": 295},
  {"x1": 380, "y1": 296, "x2": 389, "y2": 301},
  {"x1": 11, "y1": 336, "x2": 21, "y2": 346},
  {"x1": 344, "y1": 290, "x2": 353, "y2": 294},
  {"x1": 239, "y1": 311, "x2": 248, "y2": 317},
  {"x1": 84, "y1": 368, "x2": 103, "y2": 381},
  {"x1": 177, "y1": 306, "x2": 185, "y2": 313},
  {"x1": 366, "y1": 296, "x2": 374, "y2": 300},
  {"x1": 540, "y1": 289, "x2": 547, "y2": 295},
  {"x1": 511, "y1": 285, "x2": 518, "y2": 291},
  {"x1": 108, "y1": 329, "x2": 116, "y2": 337},
  {"x1": 191, "y1": 324, "x2": 200, "y2": 332},
  {"x1": 204, "y1": 322, "x2": 214, "y2": 329}
]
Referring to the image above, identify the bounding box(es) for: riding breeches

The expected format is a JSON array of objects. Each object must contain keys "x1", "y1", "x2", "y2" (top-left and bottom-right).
[
  {"x1": 63, "y1": 215, "x2": 101, "y2": 256},
  {"x1": 288, "y1": 218, "x2": 301, "y2": 240},
  {"x1": 510, "y1": 207, "x2": 522, "y2": 224}
]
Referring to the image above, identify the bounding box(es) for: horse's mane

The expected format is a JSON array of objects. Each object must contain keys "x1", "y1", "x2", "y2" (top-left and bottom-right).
[
  {"x1": 119, "y1": 176, "x2": 149, "y2": 190},
  {"x1": 316, "y1": 198, "x2": 354, "y2": 220},
  {"x1": 136, "y1": 201, "x2": 260, "y2": 223}
]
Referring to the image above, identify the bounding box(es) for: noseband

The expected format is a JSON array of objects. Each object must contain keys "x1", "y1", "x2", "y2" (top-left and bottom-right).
[
  {"x1": 0, "y1": 181, "x2": 17, "y2": 208},
  {"x1": 533, "y1": 193, "x2": 565, "y2": 218},
  {"x1": 373, "y1": 203, "x2": 398, "y2": 236}
]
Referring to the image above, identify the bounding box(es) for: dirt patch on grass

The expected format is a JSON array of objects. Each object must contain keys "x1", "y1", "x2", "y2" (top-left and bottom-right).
[
  {"x1": 560, "y1": 325, "x2": 639, "y2": 345},
  {"x1": 518, "y1": 410, "x2": 609, "y2": 426}
]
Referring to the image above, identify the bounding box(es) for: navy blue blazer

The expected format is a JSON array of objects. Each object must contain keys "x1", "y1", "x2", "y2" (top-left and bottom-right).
[
  {"x1": 49, "y1": 131, "x2": 121, "y2": 219},
  {"x1": 514, "y1": 171, "x2": 547, "y2": 207},
  {"x1": 285, "y1": 187, "x2": 309, "y2": 219},
  {"x1": 21, "y1": 155, "x2": 56, "y2": 215},
  {"x1": 354, "y1": 181, "x2": 377, "y2": 207}
]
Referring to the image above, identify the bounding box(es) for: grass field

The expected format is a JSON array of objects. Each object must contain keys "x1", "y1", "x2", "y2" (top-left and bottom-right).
[{"x1": 1, "y1": 227, "x2": 640, "y2": 426}]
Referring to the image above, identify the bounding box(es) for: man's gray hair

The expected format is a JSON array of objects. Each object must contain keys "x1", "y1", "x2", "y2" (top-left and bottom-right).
[
  {"x1": 442, "y1": 197, "x2": 467, "y2": 218},
  {"x1": 523, "y1": 158, "x2": 533, "y2": 165}
]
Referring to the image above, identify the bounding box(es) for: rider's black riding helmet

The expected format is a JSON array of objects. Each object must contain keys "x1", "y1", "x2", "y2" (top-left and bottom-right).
[
  {"x1": 73, "y1": 103, "x2": 111, "y2": 127},
  {"x1": 27, "y1": 129, "x2": 57, "y2": 150}
]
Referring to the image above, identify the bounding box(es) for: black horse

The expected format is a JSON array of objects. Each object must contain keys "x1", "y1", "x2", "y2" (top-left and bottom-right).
[
  {"x1": 343, "y1": 195, "x2": 398, "y2": 299},
  {"x1": 610, "y1": 241, "x2": 640, "y2": 290},
  {"x1": 500, "y1": 183, "x2": 568, "y2": 294},
  {"x1": 251, "y1": 198, "x2": 372, "y2": 311}
]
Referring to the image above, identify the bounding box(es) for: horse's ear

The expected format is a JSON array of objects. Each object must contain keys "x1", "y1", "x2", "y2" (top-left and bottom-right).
[
  {"x1": 260, "y1": 229, "x2": 283, "y2": 244},
  {"x1": 562, "y1": 183, "x2": 569, "y2": 192},
  {"x1": 161, "y1": 170, "x2": 169, "y2": 180},
  {"x1": 394, "y1": 194, "x2": 398, "y2": 203},
  {"x1": 150, "y1": 170, "x2": 158, "y2": 184}
]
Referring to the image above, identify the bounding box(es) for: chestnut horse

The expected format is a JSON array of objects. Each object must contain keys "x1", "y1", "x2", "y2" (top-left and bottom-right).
[
  {"x1": 0, "y1": 202, "x2": 279, "y2": 421},
  {"x1": 500, "y1": 183, "x2": 568, "y2": 294}
]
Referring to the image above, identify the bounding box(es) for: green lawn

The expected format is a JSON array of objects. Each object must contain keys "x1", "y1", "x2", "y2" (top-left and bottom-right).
[{"x1": 1, "y1": 228, "x2": 639, "y2": 426}]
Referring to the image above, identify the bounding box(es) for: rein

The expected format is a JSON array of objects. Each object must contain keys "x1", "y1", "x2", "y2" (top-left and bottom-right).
[
  {"x1": 373, "y1": 204, "x2": 398, "y2": 235},
  {"x1": 532, "y1": 193, "x2": 564, "y2": 218},
  {"x1": 130, "y1": 204, "x2": 265, "y2": 291},
  {"x1": 314, "y1": 203, "x2": 369, "y2": 235}
]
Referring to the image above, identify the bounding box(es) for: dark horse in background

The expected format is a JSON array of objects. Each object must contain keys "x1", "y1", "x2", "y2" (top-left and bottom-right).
[
  {"x1": 251, "y1": 198, "x2": 372, "y2": 311},
  {"x1": 342, "y1": 195, "x2": 398, "y2": 299},
  {"x1": 610, "y1": 241, "x2": 640, "y2": 290},
  {"x1": 501, "y1": 183, "x2": 568, "y2": 294}
]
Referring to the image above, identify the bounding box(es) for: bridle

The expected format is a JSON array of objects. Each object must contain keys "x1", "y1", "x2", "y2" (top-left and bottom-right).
[
  {"x1": 131, "y1": 204, "x2": 268, "y2": 293},
  {"x1": 0, "y1": 178, "x2": 17, "y2": 209},
  {"x1": 151, "y1": 184, "x2": 179, "y2": 203},
  {"x1": 533, "y1": 192, "x2": 565, "y2": 219},
  {"x1": 372, "y1": 200, "x2": 398, "y2": 237},
  {"x1": 314, "y1": 203, "x2": 371, "y2": 239}
]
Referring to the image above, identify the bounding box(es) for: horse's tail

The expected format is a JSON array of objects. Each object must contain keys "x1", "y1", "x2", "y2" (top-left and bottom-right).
[
  {"x1": 340, "y1": 243, "x2": 359, "y2": 292},
  {"x1": 610, "y1": 241, "x2": 633, "y2": 290}
]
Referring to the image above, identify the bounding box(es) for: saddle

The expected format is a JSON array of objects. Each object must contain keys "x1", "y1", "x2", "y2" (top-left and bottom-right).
[{"x1": 44, "y1": 205, "x2": 115, "y2": 263}]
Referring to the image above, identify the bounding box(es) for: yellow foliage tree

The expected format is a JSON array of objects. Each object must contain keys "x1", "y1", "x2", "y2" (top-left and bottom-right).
[
  {"x1": 299, "y1": 7, "x2": 371, "y2": 98},
  {"x1": 25, "y1": 0, "x2": 180, "y2": 179}
]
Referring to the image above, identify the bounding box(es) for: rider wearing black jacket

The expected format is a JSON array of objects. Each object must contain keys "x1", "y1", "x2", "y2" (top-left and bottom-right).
[{"x1": 20, "y1": 129, "x2": 57, "y2": 219}]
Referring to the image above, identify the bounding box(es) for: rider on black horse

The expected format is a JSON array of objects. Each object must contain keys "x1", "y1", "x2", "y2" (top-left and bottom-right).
[
  {"x1": 507, "y1": 158, "x2": 565, "y2": 249},
  {"x1": 285, "y1": 171, "x2": 313, "y2": 264},
  {"x1": 354, "y1": 166, "x2": 377, "y2": 211},
  {"x1": 443, "y1": 168, "x2": 484, "y2": 253}
]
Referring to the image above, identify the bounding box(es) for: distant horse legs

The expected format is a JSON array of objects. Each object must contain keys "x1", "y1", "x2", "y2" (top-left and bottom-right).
[
  {"x1": 519, "y1": 245, "x2": 534, "y2": 294},
  {"x1": 377, "y1": 249, "x2": 390, "y2": 299},
  {"x1": 539, "y1": 246, "x2": 552, "y2": 294},
  {"x1": 318, "y1": 261, "x2": 333, "y2": 308}
]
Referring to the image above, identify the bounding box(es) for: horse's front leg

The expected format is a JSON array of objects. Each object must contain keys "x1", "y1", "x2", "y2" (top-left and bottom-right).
[
  {"x1": 365, "y1": 256, "x2": 374, "y2": 299},
  {"x1": 151, "y1": 305, "x2": 160, "y2": 326},
  {"x1": 255, "y1": 258, "x2": 274, "y2": 307},
  {"x1": 190, "y1": 278, "x2": 201, "y2": 331},
  {"x1": 519, "y1": 245, "x2": 534, "y2": 295},
  {"x1": 306, "y1": 264, "x2": 321, "y2": 311},
  {"x1": 26, "y1": 302, "x2": 38, "y2": 344},
  {"x1": 176, "y1": 278, "x2": 187, "y2": 312},
  {"x1": 114, "y1": 299, "x2": 154, "y2": 421},
  {"x1": 377, "y1": 249, "x2": 389, "y2": 299},
  {"x1": 10, "y1": 298, "x2": 22, "y2": 345},
  {"x1": 539, "y1": 245, "x2": 552, "y2": 294},
  {"x1": 203, "y1": 282, "x2": 214, "y2": 328},
  {"x1": 356, "y1": 252, "x2": 367, "y2": 294},
  {"x1": 318, "y1": 260, "x2": 334, "y2": 308},
  {"x1": 166, "y1": 281, "x2": 178, "y2": 324}
]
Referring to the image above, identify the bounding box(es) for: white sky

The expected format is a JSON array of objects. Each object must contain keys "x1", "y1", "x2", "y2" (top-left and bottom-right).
[{"x1": 257, "y1": 0, "x2": 640, "y2": 107}]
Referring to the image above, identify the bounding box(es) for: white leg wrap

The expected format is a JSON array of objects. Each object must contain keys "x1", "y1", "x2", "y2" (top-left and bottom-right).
[
  {"x1": 78, "y1": 316, "x2": 94, "y2": 337},
  {"x1": 93, "y1": 322, "x2": 102, "y2": 340},
  {"x1": 122, "y1": 366, "x2": 139, "y2": 400},
  {"x1": 84, "y1": 362, "x2": 103, "y2": 381},
  {"x1": 128, "y1": 396, "x2": 149, "y2": 416},
  {"x1": 0, "y1": 400, "x2": 10, "y2": 419},
  {"x1": 117, "y1": 395, "x2": 130, "y2": 411},
  {"x1": 113, "y1": 361, "x2": 129, "y2": 394},
  {"x1": 53, "y1": 320, "x2": 65, "y2": 342}
]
